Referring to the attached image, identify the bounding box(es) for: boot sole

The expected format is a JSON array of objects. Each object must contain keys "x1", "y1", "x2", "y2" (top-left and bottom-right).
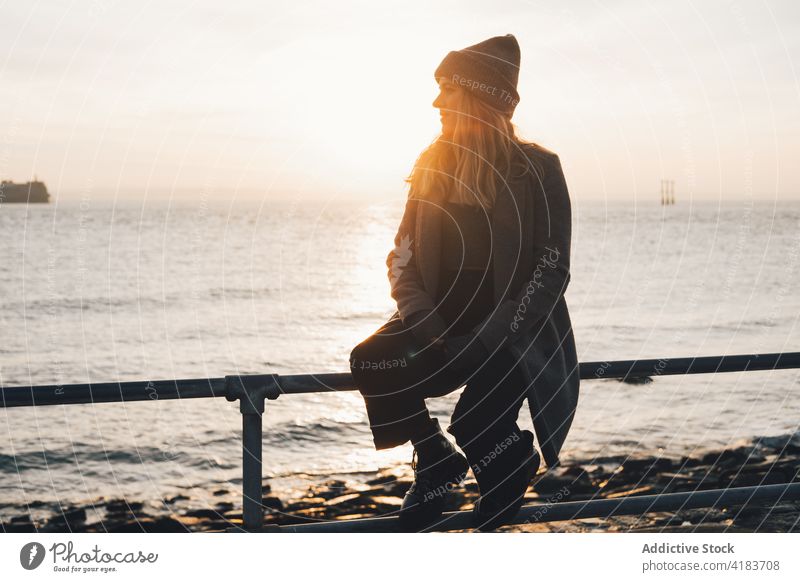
[{"x1": 398, "y1": 453, "x2": 470, "y2": 530}]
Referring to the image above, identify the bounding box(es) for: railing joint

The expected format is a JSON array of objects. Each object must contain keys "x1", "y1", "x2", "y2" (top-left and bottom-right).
[{"x1": 224, "y1": 374, "x2": 280, "y2": 415}]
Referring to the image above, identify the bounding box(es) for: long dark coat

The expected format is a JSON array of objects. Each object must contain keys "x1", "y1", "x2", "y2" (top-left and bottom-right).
[{"x1": 386, "y1": 142, "x2": 579, "y2": 469}]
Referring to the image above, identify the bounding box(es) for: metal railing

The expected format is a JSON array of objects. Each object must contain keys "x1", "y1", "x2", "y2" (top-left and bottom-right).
[{"x1": 2, "y1": 351, "x2": 800, "y2": 532}]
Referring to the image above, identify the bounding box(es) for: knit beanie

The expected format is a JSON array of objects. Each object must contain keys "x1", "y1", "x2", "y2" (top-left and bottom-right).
[{"x1": 434, "y1": 34, "x2": 521, "y2": 116}]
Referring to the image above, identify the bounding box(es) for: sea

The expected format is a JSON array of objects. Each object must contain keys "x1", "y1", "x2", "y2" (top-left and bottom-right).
[{"x1": 1, "y1": 197, "x2": 799, "y2": 511}]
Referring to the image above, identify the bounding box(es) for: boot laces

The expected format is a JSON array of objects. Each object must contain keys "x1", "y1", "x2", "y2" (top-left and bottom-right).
[{"x1": 410, "y1": 448, "x2": 436, "y2": 493}]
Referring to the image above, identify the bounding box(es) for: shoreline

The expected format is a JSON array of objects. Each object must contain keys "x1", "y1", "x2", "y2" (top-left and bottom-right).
[{"x1": 2, "y1": 433, "x2": 798, "y2": 533}]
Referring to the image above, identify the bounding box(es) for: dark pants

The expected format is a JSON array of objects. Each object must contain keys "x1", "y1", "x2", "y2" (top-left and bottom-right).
[{"x1": 349, "y1": 311, "x2": 530, "y2": 459}]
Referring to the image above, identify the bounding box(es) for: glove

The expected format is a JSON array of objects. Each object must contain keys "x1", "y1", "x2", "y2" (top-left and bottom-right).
[
  {"x1": 404, "y1": 309, "x2": 448, "y2": 347},
  {"x1": 443, "y1": 334, "x2": 490, "y2": 374}
]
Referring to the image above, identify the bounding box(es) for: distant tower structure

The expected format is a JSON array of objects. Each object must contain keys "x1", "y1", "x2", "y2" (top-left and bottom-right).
[{"x1": 661, "y1": 179, "x2": 676, "y2": 205}]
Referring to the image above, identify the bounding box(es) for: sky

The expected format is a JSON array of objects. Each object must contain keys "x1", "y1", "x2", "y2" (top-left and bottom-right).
[{"x1": 1, "y1": 0, "x2": 799, "y2": 203}]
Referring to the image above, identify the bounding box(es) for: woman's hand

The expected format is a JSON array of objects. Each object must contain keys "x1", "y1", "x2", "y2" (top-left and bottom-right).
[
  {"x1": 404, "y1": 309, "x2": 448, "y2": 347},
  {"x1": 443, "y1": 334, "x2": 490, "y2": 374}
]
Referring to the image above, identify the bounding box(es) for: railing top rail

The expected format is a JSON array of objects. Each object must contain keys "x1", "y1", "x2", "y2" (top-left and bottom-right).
[{"x1": 2, "y1": 351, "x2": 799, "y2": 409}]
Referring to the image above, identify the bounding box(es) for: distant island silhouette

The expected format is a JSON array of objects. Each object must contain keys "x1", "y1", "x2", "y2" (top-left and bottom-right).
[{"x1": 0, "y1": 179, "x2": 51, "y2": 203}]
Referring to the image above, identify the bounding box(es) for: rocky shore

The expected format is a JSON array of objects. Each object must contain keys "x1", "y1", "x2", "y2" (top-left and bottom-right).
[{"x1": 3, "y1": 433, "x2": 799, "y2": 533}]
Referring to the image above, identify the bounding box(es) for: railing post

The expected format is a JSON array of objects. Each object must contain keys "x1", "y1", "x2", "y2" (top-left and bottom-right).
[{"x1": 225, "y1": 374, "x2": 281, "y2": 532}]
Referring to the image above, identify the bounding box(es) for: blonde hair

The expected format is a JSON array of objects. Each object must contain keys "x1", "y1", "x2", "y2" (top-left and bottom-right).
[{"x1": 406, "y1": 85, "x2": 543, "y2": 208}]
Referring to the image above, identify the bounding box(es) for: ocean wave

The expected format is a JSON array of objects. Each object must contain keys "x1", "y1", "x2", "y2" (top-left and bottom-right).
[
  {"x1": 0, "y1": 445, "x2": 201, "y2": 473},
  {"x1": 318, "y1": 311, "x2": 396, "y2": 322},
  {"x1": 265, "y1": 420, "x2": 364, "y2": 445},
  {"x1": 2, "y1": 295, "x2": 178, "y2": 314},
  {"x1": 208, "y1": 286, "x2": 278, "y2": 299},
  {"x1": 1, "y1": 285, "x2": 290, "y2": 314}
]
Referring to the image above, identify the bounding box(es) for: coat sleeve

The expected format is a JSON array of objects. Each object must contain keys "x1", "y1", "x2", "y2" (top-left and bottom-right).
[
  {"x1": 387, "y1": 192, "x2": 437, "y2": 322},
  {"x1": 470, "y1": 153, "x2": 573, "y2": 352}
]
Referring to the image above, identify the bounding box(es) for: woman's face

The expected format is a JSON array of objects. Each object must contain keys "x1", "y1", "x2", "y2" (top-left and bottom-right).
[{"x1": 432, "y1": 79, "x2": 458, "y2": 138}]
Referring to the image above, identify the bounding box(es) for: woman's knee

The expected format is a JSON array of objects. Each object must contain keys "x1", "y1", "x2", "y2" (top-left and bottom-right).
[
  {"x1": 349, "y1": 342, "x2": 365, "y2": 365},
  {"x1": 350, "y1": 321, "x2": 415, "y2": 372},
  {"x1": 349, "y1": 335, "x2": 387, "y2": 371},
  {"x1": 349, "y1": 341, "x2": 378, "y2": 383}
]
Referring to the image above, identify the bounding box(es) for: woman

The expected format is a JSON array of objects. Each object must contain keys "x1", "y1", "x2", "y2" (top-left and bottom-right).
[{"x1": 349, "y1": 34, "x2": 580, "y2": 531}]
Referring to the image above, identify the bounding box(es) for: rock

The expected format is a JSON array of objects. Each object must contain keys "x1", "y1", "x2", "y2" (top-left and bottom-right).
[
  {"x1": 262, "y1": 496, "x2": 283, "y2": 511},
  {"x1": 604, "y1": 485, "x2": 657, "y2": 499},
  {"x1": 314, "y1": 480, "x2": 349, "y2": 499},
  {"x1": 655, "y1": 468, "x2": 720, "y2": 492},
  {"x1": 618, "y1": 375, "x2": 653, "y2": 385},
  {"x1": 324, "y1": 493, "x2": 361, "y2": 506},
  {"x1": 655, "y1": 473, "x2": 704, "y2": 492},
  {"x1": 366, "y1": 472, "x2": 397, "y2": 486},
  {"x1": 702, "y1": 448, "x2": 749, "y2": 468},
  {"x1": 45, "y1": 507, "x2": 87, "y2": 530},
  {"x1": 104, "y1": 500, "x2": 144, "y2": 514},
  {"x1": 558, "y1": 466, "x2": 598, "y2": 494},
  {"x1": 320, "y1": 492, "x2": 385, "y2": 517},
  {"x1": 349, "y1": 483, "x2": 400, "y2": 497},
  {"x1": 720, "y1": 468, "x2": 794, "y2": 488},
  {"x1": 105, "y1": 516, "x2": 186, "y2": 533},
  {"x1": 756, "y1": 433, "x2": 800, "y2": 454},
  {"x1": 222, "y1": 511, "x2": 243, "y2": 520},
  {"x1": 10, "y1": 515, "x2": 32, "y2": 523},
  {"x1": 175, "y1": 515, "x2": 203, "y2": 526},
  {"x1": 621, "y1": 457, "x2": 673, "y2": 474},
  {"x1": 366, "y1": 468, "x2": 407, "y2": 486},
  {"x1": 672, "y1": 507, "x2": 727, "y2": 525},
  {"x1": 533, "y1": 474, "x2": 574, "y2": 496},
  {"x1": 679, "y1": 455, "x2": 705, "y2": 468},
  {"x1": 289, "y1": 507, "x2": 328, "y2": 519},
  {"x1": 299, "y1": 495, "x2": 329, "y2": 504},
  {"x1": 370, "y1": 496, "x2": 402, "y2": 507},
  {"x1": 184, "y1": 508, "x2": 223, "y2": 519},
  {"x1": 647, "y1": 515, "x2": 686, "y2": 528},
  {"x1": 286, "y1": 496, "x2": 330, "y2": 511}
]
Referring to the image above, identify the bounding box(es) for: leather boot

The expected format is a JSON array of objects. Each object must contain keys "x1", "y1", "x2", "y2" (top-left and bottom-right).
[
  {"x1": 471, "y1": 429, "x2": 540, "y2": 531},
  {"x1": 398, "y1": 433, "x2": 469, "y2": 531}
]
